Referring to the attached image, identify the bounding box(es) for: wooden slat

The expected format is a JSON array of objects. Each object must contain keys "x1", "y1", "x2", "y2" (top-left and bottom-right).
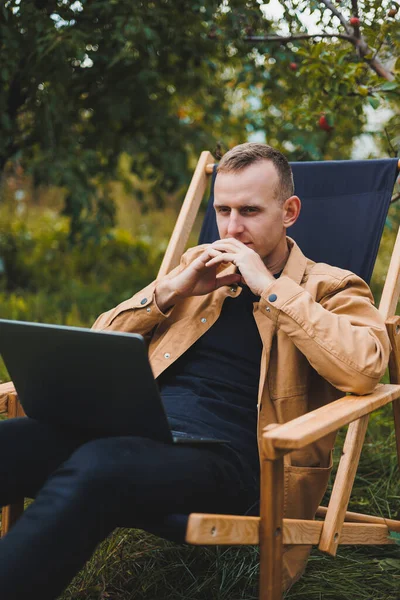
[
  {"x1": 387, "y1": 317, "x2": 400, "y2": 470},
  {"x1": 157, "y1": 151, "x2": 215, "y2": 278},
  {"x1": 186, "y1": 515, "x2": 395, "y2": 546},
  {"x1": 7, "y1": 392, "x2": 25, "y2": 418},
  {"x1": 186, "y1": 514, "x2": 259, "y2": 544},
  {"x1": 0, "y1": 395, "x2": 8, "y2": 414},
  {"x1": 0, "y1": 382, "x2": 16, "y2": 413},
  {"x1": 1, "y1": 502, "x2": 24, "y2": 537},
  {"x1": 379, "y1": 224, "x2": 400, "y2": 321},
  {"x1": 0, "y1": 381, "x2": 16, "y2": 395},
  {"x1": 316, "y1": 506, "x2": 400, "y2": 532},
  {"x1": 318, "y1": 414, "x2": 369, "y2": 556},
  {"x1": 259, "y1": 457, "x2": 284, "y2": 600},
  {"x1": 205, "y1": 163, "x2": 215, "y2": 174},
  {"x1": 1, "y1": 392, "x2": 25, "y2": 537},
  {"x1": 262, "y1": 384, "x2": 400, "y2": 456}
]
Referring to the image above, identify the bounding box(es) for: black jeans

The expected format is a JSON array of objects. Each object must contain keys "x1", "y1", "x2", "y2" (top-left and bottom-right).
[{"x1": 0, "y1": 417, "x2": 258, "y2": 600}]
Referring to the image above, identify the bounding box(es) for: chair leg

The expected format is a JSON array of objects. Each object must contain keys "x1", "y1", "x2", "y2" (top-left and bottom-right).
[
  {"x1": 386, "y1": 318, "x2": 400, "y2": 470},
  {"x1": 392, "y1": 399, "x2": 400, "y2": 471},
  {"x1": 259, "y1": 457, "x2": 284, "y2": 600}
]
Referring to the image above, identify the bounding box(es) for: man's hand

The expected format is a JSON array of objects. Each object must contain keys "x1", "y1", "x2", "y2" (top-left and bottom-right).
[
  {"x1": 154, "y1": 245, "x2": 242, "y2": 312},
  {"x1": 205, "y1": 238, "x2": 275, "y2": 296}
]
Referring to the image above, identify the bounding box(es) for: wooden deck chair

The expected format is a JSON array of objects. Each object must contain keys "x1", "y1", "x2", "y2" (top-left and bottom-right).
[{"x1": 1, "y1": 152, "x2": 400, "y2": 600}]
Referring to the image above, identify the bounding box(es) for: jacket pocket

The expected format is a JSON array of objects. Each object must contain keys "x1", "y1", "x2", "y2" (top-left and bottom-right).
[{"x1": 284, "y1": 460, "x2": 333, "y2": 520}]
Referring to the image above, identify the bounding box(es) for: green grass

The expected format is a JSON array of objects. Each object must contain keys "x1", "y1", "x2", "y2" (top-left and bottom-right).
[
  {"x1": 52, "y1": 405, "x2": 400, "y2": 600},
  {"x1": 57, "y1": 532, "x2": 400, "y2": 600}
]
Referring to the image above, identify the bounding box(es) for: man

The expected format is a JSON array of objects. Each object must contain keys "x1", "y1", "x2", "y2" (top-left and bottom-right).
[{"x1": 0, "y1": 143, "x2": 390, "y2": 598}]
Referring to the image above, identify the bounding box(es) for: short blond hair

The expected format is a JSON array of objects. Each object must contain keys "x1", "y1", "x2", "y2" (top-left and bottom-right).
[{"x1": 217, "y1": 142, "x2": 294, "y2": 203}]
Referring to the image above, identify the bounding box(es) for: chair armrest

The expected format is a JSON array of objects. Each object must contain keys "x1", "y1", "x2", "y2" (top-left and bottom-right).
[{"x1": 262, "y1": 383, "x2": 400, "y2": 457}]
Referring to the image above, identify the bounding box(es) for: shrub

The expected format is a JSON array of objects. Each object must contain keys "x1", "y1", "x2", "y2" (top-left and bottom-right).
[
  {"x1": 0, "y1": 209, "x2": 165, "y2": 382},
  {"x1": 0, "y1": 210, "x2": 163, "y2": 297}
]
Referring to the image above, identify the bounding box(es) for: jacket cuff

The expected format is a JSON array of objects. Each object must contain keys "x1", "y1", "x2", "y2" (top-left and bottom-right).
[
  {"x1": 259, "y1": 276, "x2": 304, "y2": 324},
  {"x1": 130, "y1": 283, "x2": 174, "y2": 318},
  {"x1": 92, "y1": 281, "x2": 174, "y2": 331}
]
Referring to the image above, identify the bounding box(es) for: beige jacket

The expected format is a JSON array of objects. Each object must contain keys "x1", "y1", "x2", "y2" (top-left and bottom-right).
[{"x1": 93, "y1": 237, "x2": 390, "y2": 589}]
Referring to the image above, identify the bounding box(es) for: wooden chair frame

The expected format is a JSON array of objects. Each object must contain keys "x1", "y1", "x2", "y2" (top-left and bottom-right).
[{"x1": 1, "y1": 152, "x2": 400, "y2": 600}]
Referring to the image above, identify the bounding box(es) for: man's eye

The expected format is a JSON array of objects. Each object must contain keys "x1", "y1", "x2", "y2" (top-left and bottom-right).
[{"x1": 243, "y1": 207, "x2": 257, "y2": 213}]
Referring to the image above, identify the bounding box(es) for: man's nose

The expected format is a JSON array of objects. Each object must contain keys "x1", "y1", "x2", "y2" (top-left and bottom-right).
[{"x1": 227, "y1": 213, "x2": 244, "y2": 236}]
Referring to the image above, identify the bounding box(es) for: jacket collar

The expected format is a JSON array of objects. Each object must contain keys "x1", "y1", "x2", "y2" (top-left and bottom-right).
[{"x1": 281, "y1": 236, "x2": 308, "y2": 285}]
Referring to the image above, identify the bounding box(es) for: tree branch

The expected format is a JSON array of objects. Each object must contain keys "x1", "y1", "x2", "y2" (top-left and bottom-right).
[
  {"x1": 246, "y1": 17, "x2": 395, "y2": 81},
  {"x1": 350, "y1": 0, "x2": 361, "y2": 39},
  {"x1": 245, "y1": 33, "x2": 353, "y2": 44},
  {"x1": 318, "y1": 0, "x2": 394, "y2": 79},
  {"x1": 351, "y1": 0, "x2": 359, "y2": 18},
  {"x1": 384, "y1": 127, "x2": 397, "y2": 157},
  {"x1": 318, "y1": 0, "x2": 353, "y2": 34},
  {"x1": 355, "y1": 37, "x2": 395, "y2": 80}
]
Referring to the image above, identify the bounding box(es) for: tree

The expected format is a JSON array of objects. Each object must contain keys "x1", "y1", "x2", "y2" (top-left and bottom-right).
[
  {"x1": 237, "y1": 0, "x2": 400, "y2": 159},
  {"x1": 1, "y1": 0, "x2": 399, "y2": 238},
  {"x1": 1, "y1": 0, "x2": 252, "y2": 238}
]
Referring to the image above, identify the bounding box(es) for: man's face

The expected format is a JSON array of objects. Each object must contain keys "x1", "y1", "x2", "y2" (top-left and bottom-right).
[{"x1": 213, "y1": 160, "x2": 288, "y2": 264}]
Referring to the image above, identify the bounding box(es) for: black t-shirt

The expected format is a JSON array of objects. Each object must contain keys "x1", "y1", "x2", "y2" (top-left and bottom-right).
[{"x1": 157, "y1": 283, "x2": 265, "y2": 475}]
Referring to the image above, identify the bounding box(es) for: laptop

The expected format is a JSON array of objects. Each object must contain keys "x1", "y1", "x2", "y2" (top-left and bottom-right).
[{"x1": 0, "y1": 319, "x2": 227, "y2": 445}]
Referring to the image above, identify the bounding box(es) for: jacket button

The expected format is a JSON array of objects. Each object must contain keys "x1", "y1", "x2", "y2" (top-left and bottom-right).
[
  {"x1": 229, "y1": 286, "x2": 236, "y2": 293},
  {"x1": 146, "y1": 307, "x2": 151, "y2": 313},
  {"x1": 140, "y1": 298, "x2": 148, "y2": 305},
  {"x1": 164, "y1": 353, "x2": 170, "y2": 359},
  {"x1": 268, "y1": 294, "x2": 277, "y2": 302},
  {"x1": 201, "y1": 317, "x2": 207, "y2": 323},
  {"x1": 265, "y1": 306, "x2": 270, "y2": 312}
]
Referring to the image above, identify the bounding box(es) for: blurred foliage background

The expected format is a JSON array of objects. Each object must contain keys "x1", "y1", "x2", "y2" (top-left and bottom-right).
[{"x1": 1, "y1": 0, "x2": 399, "y2": 237}]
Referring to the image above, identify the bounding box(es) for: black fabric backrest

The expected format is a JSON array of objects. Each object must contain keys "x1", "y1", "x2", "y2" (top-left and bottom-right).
[{"x1": 198, "y1": 159, "x2": 399, "y2": 284}]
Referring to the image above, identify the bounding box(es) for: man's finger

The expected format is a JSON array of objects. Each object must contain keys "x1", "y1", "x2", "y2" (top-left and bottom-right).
[
  {"x1": 205, "y1": 252, "x2": 236, "y2": 267},
  {"x1": 212, "y1": 238, "x2": 247, "y2": 250},
  {"x1": 196, "y1": 247, "x2": 222, "y2": 267}
]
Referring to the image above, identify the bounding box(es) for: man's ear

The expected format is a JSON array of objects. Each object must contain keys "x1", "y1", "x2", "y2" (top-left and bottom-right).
[{"x1": 283, "y1": 196, "x2": 301, "y2": 229}]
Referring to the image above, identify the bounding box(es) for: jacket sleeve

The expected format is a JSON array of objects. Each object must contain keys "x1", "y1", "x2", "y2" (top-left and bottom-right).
[
  {"x1": 259, "y1": 272, "x2": 391, "y2": 395},
  {"x1": 91, "y1": 248, "x2": 197, "y2": 338}
]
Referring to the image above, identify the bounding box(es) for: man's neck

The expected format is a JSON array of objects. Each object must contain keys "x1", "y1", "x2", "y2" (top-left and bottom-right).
[{"x1": 264, "y1": 238, "x2": 290, "y2": 275}]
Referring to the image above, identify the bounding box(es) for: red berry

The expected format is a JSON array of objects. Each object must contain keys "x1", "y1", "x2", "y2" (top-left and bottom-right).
[
  {"x1": 289, "y1": 62, "x2": 298, "y2": 71},
  {"x1": 350, "y1": 16, "x2": 360, "y2": 25},
  {"x1": 318, "y1": 114, "x2": 334, "y2": 132},
  {"x1": 388, "y1": 7, "x2": 398, "y2": 17}
]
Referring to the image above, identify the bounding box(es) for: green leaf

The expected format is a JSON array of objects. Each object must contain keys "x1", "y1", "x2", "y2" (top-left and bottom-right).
[
  {"x1": 357, "y1": 85, "x2": 368, "y2": 97},
  {"x1": 368, "y1": 96, "x2": 380, "y2": 109},
  {"x1": 380, "y1": 81, "x2": 399, "y2": 91},
  {"x1": 325, "y1": 113, "x2": 334, "y2": 127}
]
